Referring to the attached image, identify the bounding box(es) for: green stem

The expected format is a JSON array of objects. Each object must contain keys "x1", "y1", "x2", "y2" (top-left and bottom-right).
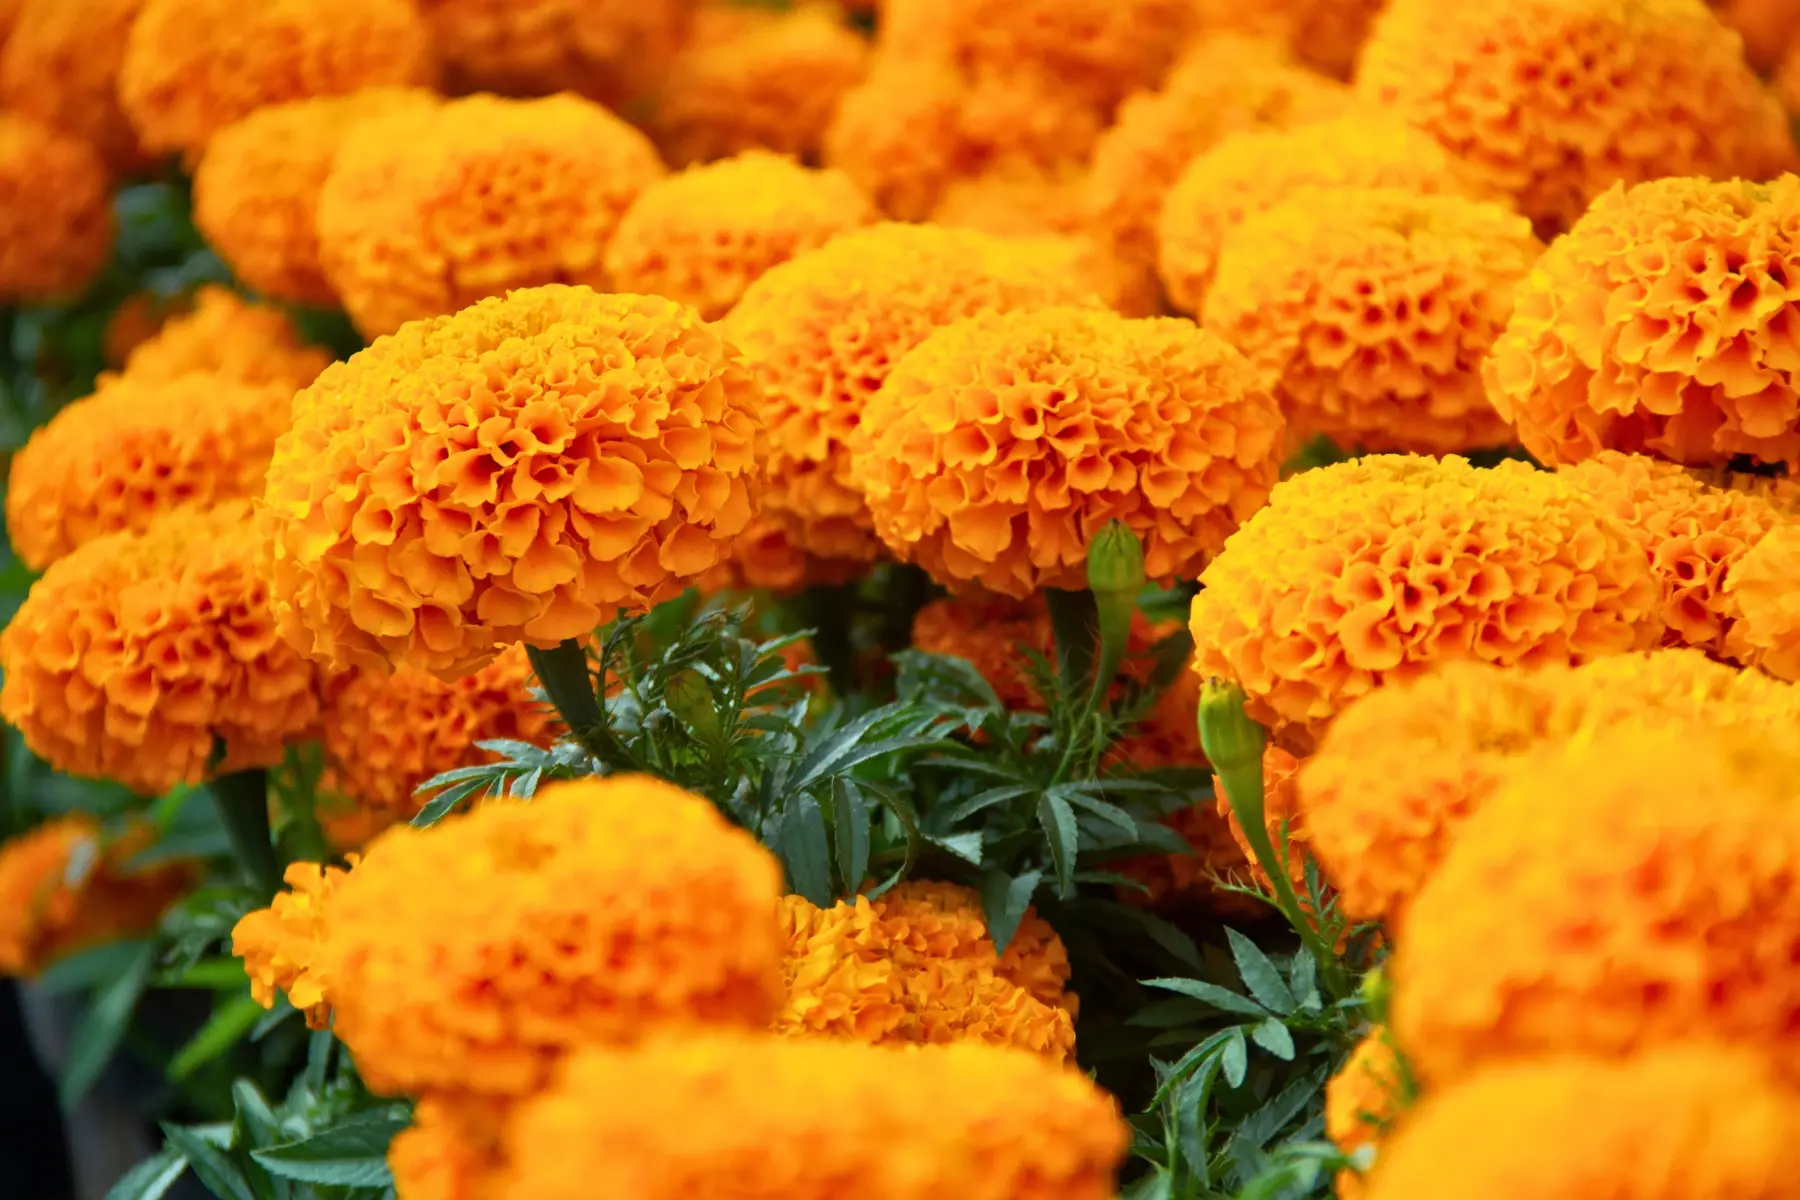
[
  {"x1": 209, "y1": 769, "x2": 281, "y2": 899},
  {"x1": 526, "y1": 639, "x2": 607, "y2": 760},
  {"x1": 794, "y1": 584, "x2": 856, "y2": 696}
]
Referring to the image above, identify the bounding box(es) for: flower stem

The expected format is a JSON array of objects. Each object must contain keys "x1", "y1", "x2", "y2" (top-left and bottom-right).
[
  {"x1": 209, "y1": 769, "x2": 281, "y2": 899},
  {"x1": 526, "y1": 639, "x2": 607, "y2": 759}
]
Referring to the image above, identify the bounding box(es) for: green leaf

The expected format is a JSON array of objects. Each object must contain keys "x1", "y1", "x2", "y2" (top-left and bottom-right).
[
  {"x1": 160, "y1": 1124, "x2": 258, "y2": 1200},
  {"x1": 410, "y1": 776, "x2": 488, "y2": 828},
  {"x1": 1221, "y1": 1026, "x2": 1249, "y2": 1088},
  {"x1": 1142, "y1": 977, "x2": 1270, "y2": 1020},
  {"x1": 1122, "y1": 1167, "x2": 1174, "y2": 1200},
  {"x1": 777, "y1": 794, "x2": 833, "y2": 906},
  {"x1": 159, "y1": 957, "x2": 249, "y2": 990},
  {"x1": 34, "y1": 938, "x2": 152, "y2": 995},
  {"x1": 1289, "y1": 945, "x2": 1320, "y2": 1012},
  {"x1": 169, "y1": 994, "x2": 266, "y2": 1080},
  {"x1": 1227, "y1": 928, "x2": 1297, "y2": 1015},
  {"x1": 1048, "y1": 785, "x2": 1138, "y2": 838},
  {"x1": 936, "y1": 783, "x2": 1037, "y2": 826},
  {"x1": 60, "y1": 940, "x2": 155, "y2": 1110},
  {"x1": 830, "y1": 778, "x2": 870, "y2": 893},
  {"x1": 1037, "y1": 791, "x2": 1078, "y2": 896},
  {"x1": 104, "y1": 1148, "x2": 188, "y2": 1200},
  {"x1": 927, "y1": 831, "x2": 984, "y2": 864},
  {"x1": 978, "y1": 867, "x2": 1041, "y2": 953},
  {"x1": 1250, "y1": 1017, "x2": 1296, "y2": 1061},
  {"x1": 231, "y1": 1080, "x2": 285, "y2": 1149},
  {"x1": 892, "y1": 650, "x2": 1000, "y2": 709},
  {"x1": 251, "y1": 1111, "x2": 407, "y2": 1188}
]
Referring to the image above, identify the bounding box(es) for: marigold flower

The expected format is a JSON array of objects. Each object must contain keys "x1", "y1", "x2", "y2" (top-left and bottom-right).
[
  {"x1": 1724, "y1": 522, "x2": 1800, "y2": 680},
  {"x1": 0, "y1": 112, "x2": 112, "y2": 302},
  {"x1": 1188, "y1": 455, "x2": 1664, "y2": 755},
  {"x1": 1485, "y1": 176, "x2": 1800, "y2": 468},
  {"x1": 1357, "y1": 0, "x2": 1794, "y2": 233},
  {"x1": 316, "y1": 95, "x2": 664, "y2": 338},
  {"x1": 0, "y1": 0, "x2": 149, "y2": 173},
  {"x1": 500, "y1": 1033, "x2": 1129, "y2": 1200},
  {"x1": 111, "y1": 284, "x2": 332, "y2": 388},
  {"x1": 854, "y1": 307, "x2": 1286, "y2": 596},
  {"x1": 910, "y1": 591, "x2": 1057, "y2": 709},
  {"x1": 603, "y1": 152, "x2": 874, "y2": 322},
  {"x1": 1364, "y1": 1047, "x2": 1800, "y2": 1199},
  {"x1": 776, "y1": 881, "x2": 1077, "y2": 1061},
  {"x1": 0, "y1": 816, "x2": 192, "y2": 977},
  {"x1": 261, "y1": 286, "x2": 763, "y2": 679},
  {"x1": 194, "y1": 88, "x2": 437, "y2": 308},
  {"x1": 1560, "y1": 451, "x2": 1800, "y2": 655},
  {"x1": 1208, "y1": 188, "x2": 1542, "y2": 454},
  {"x1": 1186, "y1": 0, "x2": 1387, "y2": 78},
  {"x1": 100, "y1": 291, "x2": 189, "y2": 368},
  {"x1": 1392, "y1": 723, "x2": 1800, "y2": 1086},
  {"x1": 230, "y1": 859, "x2": 351, "y2": 1029},
  {"x1": 119, "y1": 0, "x2": 435, "y2": 162},
  {"x1": 1714, "y1": 0, "x2": 1800, "y2": 73},
  {"x1": 318, "y1": 774, "x2": 783, "y2": 1097},
  {"x1": 694, "y1": 516, "x2": 864, "y2": 596},
  {"x1": 0, "y1": 503, "x2": 320, "y2": 795},
  {"x1": 387, "y1": 1093, "x2": 509, "y2": 1200},
  {"x1": 723, "y1": 223, "x2": 1095, "y2": 565},
  {"x1": 1156, "y1": 113, "x2": 1490, "y2": 316},
  {"x1": 647, "y1": 2, "x2": 868, "y2": 167},
  {"x1": 1327, "y1": 1027, "x2": 1408, "y2": 1200}
]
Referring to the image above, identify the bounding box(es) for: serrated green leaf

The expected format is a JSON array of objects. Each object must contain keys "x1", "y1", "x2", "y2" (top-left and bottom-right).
[
  {"x1": 830, "y1": 778, "x2": 870, "y2": 894},
  {"x1": 60, "y1": 940, "x2": 155, "y2": 1110},
  {"x1": 927, "y1": 831, "x2": 983, "y2": 864},
  {"x1": 169, "y1": 994, "x2": 266, "y2": 1081},
  {"x1": 1221, "y1": 1027, "x2": 1249, "y2": 1088},
  {"x1": 1250, "y1": 1017, "x2": 1296, "y2": 1061},
  {"x1": 1227, "y1": 927, "x2": 1297, "y2": 1015},
  {"x1": 251, "y1": 1112, "x2": 407, "y2": 1188},
  {"x1": 1037, "y1": 792, "x2": 1078, "y2": 896},
  {"x1": 1142, "y1": 977, "x2": 1269, "y2": 1019},
  {"x1": 936, "y1": 783, "x2": 1037, "y2": 827},
  {"x1": 777, "y1": 794, "x2": 833, "y2": 906},
  {"x1": 1047, "y1": 784, "x2": 1137, "y2": 837},
  {"x1": 978, "y1": 867, "x2": 1041, "y2": 953},
  {"x1": 104, "y1": 1148, "x2": 188, "y2": 1200},
  {"x1": 410, "y1": 777, "x2": 488, "y2": 828},
  {"x1": 160, "y1": 1124, "x2": 258, "y2": 1200}
]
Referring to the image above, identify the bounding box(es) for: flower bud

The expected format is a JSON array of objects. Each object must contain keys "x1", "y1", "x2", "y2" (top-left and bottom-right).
[
  {"x1": 1197, "y1": 679, "x2": 1266, "y2": 776},
  {"x1": 1086, "y1": 520, "x2": 1146, "y2": 599}
]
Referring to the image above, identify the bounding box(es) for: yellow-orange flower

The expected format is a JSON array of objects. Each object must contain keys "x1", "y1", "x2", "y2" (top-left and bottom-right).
[
  {"x1": 0, "y1": 112, "x2": 112, "y2": 302},
  {"x1": 387, "y1": 1093, "x2": 509, "y2": 1200},
  {"x1": 695, "y1": 516, "x2": 864, "y2": 596},
  {"x1": 1360, "y1": 0, "x2": 1795, "y2": 233},
  {"x1": 604, "y1": 151, "x2": 874, "y2": 322},
  {"x1": 0, "y1": 503, "x2": 320, "y2": 795},
  {"x1": 110, "y1": 284, "x2": 332, "y2": 388},
  {"x1": 230, "y1": 859, "x2": 350, "y2": 1029},
  {"x1": 316, "y1": 94, "x2": 665, "y2": 338},
  {"x1": 723, "y1": 223, "x2": 1095, "y2": 564},
  {"x1": 261, "y1": 286, "x2": 763, "y2": 679},
  {"x1": 648, "y1": 2, "x2": 868, "y2": 167},
  {"x1": 1208, "y1": 188, "x2": 1542, "y2": 454},
  {"x1": 317, "y1": 774, "x2": 783, "y2": 1097},
  {"x1": 1189, "y1": 455, "x2": 1664, "y2": 755},
  {"x1": 500, "y1": 1034, "x2": 1129, "y2": 1200},
  {"x1": 1326, "y1": 1027, "x2": 1409, "y2": 1200},
  {"x1": 0, "y1": 816, "x2": 192, "y2": 977},
  {"x1": 118, "y1": 0, "x2": 435, "y2": 163},
  {"x1": 1392, "y1": 723, "x2": 1800, "y2": 1087},
  {"x1": 1364, "y1": 1048, "x2": 1800, "y2": 1199},
  {"x1": 100, "y1": 290, "x2": 189, "y2": 368},
  {"x1": 1156, "y1": 113, "x2": 1491, "y2": 316},
  {"x1": 855, "y1": 307, "x2": 1285, "y2": 596},
  {"x1": 1713, "y1": 0, "x2": 1800, "y2": 72},
  {"x1": 194, "y1": 88, "x2": 437, "y2": 308},
  {"x1": 1725, "y1": 522, "x2": 1800, "y2": 680},
  {"x1": 1486, "y1": 176, "x2": 1800, "y2": 468},
  {"x1": 1560, "y1": 452, "x2": 1800, "y2": 655},
  {"x1": 776, "y1": 881, "x2": 1077, "y2": 1061},
  {"x1": 0, "y1": 0, "x2": 149, "y2": 173},
  {"x1": 910, "y1": 591, "x2": 1057, "y2": 709},
  {"x1": 1186, "y1": 0, "x2": 1387, "y2": 79}
]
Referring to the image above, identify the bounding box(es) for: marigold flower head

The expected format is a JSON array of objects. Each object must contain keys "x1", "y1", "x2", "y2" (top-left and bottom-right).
[
  {"x1": 1208, "y1": 188, "x2": 1542, "y2": 454},
  {"x1": 1156, "y1": 112, "x2": 1492, "y2": 316},
  {"x1": 1360, "y1": 0, "x2": 1795, "y2": 233},
  {"x1": 318, "y1": 774, "x2": 783, "y2": 1097},
  {"x1": 854, "y1": 307, "x2": 1286, "y2": 596},
  {"x1": 1727, "y1": 523, "x2": 1800, "y2": 680},
  {"x1": 1392, "y1": 723, "x2": 1800, "y2": 1086},
  {"x1": 194, "y1": 88, "x2": 438, "y2": 308},
  {"x1": 648, "y1": 2, "x2": 868, "y2": 167},
  {"x1": 0, "y1": 503, "x2": 320, "y2": 795},
  {"x1": 316, "y1": 95, "x2": 665, "y2": 338},
  {"x1": 111, "y1": 285, "x2": 332, "y2": 389},
  {"x1": 230, "y1": 859, "x2": 351, "y2": 1028},
  {"x1": 1189, "y1": 455, "x2": 1664, "y2": 755},
  {"x1": 1327, "y1": 1026, "x2": 1409, "y2": 1200},
  {"x1": 0, "y1": 816, "x2": 192, "y2": 977},
  {"x1": 1485, "y1": 176, "x2": 1800, "y2": 468},
  {"x1": 0, "y1": 112, "x2": 112, "y2": 302},
  {"x1": 1364, "y1": 1047, "x2": 1800, "y2": 1199},
  {"x1": 1714, "y1": 0, "x2": 1800, "y2": 72},
  {"x1": 387, "y1": 1093, "x2": 509, "y2": 1200},
  {"x1": 0, "y1": 0, "x2": 149, "y2": 173},
  {"x1": 261, "y1": 286, "x2": 763, "y2": 679},
  {"x1": 604, "y1": 152, "x2": 874, "y2": 322},
  {"x1": 6, "y1": 372, "x2": 294, "y2": 571},
  {"x1": 1560, "y1": 451, "x2": 1800, "y2": 655},
  {"x1": 100, "y1": 291, "x2": 189, "y2": 368},
  {"x1": 910, "y1": 591, "x2": 1057, "y2": 709},
  {"x1": 500, "y1": 1033, "x2": 1129, "y2": 1200},
  {"x1": 723, "y1": 223, "x2": 1096, "y2": 565},
  {"x1": 694, "y1": 515, "x2": 864, "y2": 596},
  {"x1": 119, "y1": 0, "x2": 435, "y2": 163},
  {"x1": 1187, "y1": 0, "x2": 1387, "y2": 78}
]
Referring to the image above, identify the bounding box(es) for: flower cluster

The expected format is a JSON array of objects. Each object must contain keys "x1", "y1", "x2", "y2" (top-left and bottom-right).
[
  {"x1": 231, "y1": 859, "x2": 351, "y2": 1028},
  {"x1": 0, "y1": 0, "x2": 149, "y2": 172},
  {"x1": 106, "y1": 285, "x2": 331, "y2": 388},
  {"x1": 0, "y1": 111, "x2": 113, "y2": 302}
]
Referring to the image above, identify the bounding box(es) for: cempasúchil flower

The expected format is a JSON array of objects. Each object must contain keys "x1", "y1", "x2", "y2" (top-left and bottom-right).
[
  {"x1": 0, "y1": 112, "x2": 112, "y2": 303},
  {"x1": 231, "y1": 859, "x2": 352, "y2": 1029},
  {"x1": 107, "y1": 285, "x2": 331, "y2": 389},
  {"x1": 1326, "y1": 1025, "x2": 1409, "y2": 1200},
  {"x1": 0, "y1": 0, "x2": 150, "y2": 172},
  {"x1": 1724, "y1": 522, "x2": 1800, "y2": 679}
]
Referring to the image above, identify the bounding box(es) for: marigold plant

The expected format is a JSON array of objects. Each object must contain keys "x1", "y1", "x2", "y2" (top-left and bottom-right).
[
  {"x1": 1207, "y1": 188, "x2": 1542, "y2": 454},
  {"x1": 0, "y1": 0, "x2": 149, "y2": 173},
  {"x1": 1188, "y1": 455, "x2": 1663, "y2": 754},
  {"x1": 317, "y1": 774, "x2": 783, "y2": 1097},
  {"x1": 261, "y1": 286, "x2": 763, "y2": 678},
  {"x1": 316, "y1": 94, "x2": 666, "y2": 338},
  {"x1": 231, "y1": 859, "x2": 351, "y2": 1029},
  {"x1": 0, "y1": 112, "x2": 112, "y2": 302},
  {"x1": 1357, "y1": 0, "x2": 1795, "y2": 232},
  {"x1": 109, "y1": 284, "x2": 331, "y2": 388},
  {"x1": 1724, "y1": 523, "x2": 1800, "y2": 680},
  {"x1": 1486, "y1": 176, "x2": 1800, "y2": 468},
  {"x1": 604, "y1": 152, "x2": 874, "y2": 321},
  {"x1": 1326, "y1": 1026, "x2": 1408, "y2": 1200},
  {"x1": 499, "y1": 1034, "x2": 1129, "y2": 1200}
]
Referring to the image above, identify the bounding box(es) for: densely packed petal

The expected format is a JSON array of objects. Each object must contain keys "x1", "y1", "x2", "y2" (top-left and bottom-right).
[
  {"x1": 1724, "y1": 522, "x2": 1800, "y2": 679},
  {"x1": 230, "y1": 859, "x2": 352, "y2": 1028},
  {"x1": 0, "y1": 111, "x2": 113, "y2": 302},
  {"x1": 0, "y1": 0, "x2": 150, "y2": 173},
  {"x1": 109, "y1": 285, "x2": 331, "y2": 389},
  {"x1": 1326, "y1": 1026, "x2": 1408, "y2": 1200},
  {"x1": 1186, "y1": 0, "x2": 1388, "y2": 78}
]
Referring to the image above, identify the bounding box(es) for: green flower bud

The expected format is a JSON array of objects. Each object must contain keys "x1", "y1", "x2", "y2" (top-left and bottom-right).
[
  {"x1": 1086, "y1": 520, "x2": 1146, "y2": 598},
  {"x1": 1197, "y1": 678, "x2": 1266, "y2": 776}
]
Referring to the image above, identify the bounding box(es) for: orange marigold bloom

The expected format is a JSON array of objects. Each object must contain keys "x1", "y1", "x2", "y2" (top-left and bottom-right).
[
  {"x1": 648, "y1": 2, "x2": 868, "y2": 167},
  {"x1": 261, "y1": 286, "x2": 763, "y2": 679},
  {"x1": 854, "y1": 307, "x2": 1286, "y2": 596},
  {"x1": 1208, "y1": 188, "x2": 1542, "y2": 454},
  {"x1": 723, "y1": 223, "x2": 1095, "y2": 565},
  {"x1": 318, "y1": 774, "x2": 783, "y2": 1097},
  {"x1": 1713, "y1": 0, "x2": 1800, "y2": 72},
  {"x1": 316, "y1": 94, "x2": 665, "y2": 338},
  {"x1": 1186, "y1": 0, "x2": 1387, "y2": 79},
  {"x1": 604, "y1": 151, "x2": 874, "y2": 322},
  {"x1": 1392, "y1": 723, "x2": 1800, "y2": 1087},
  {"x1": 0, "y1": 503, "x2": 320, "y2": 795},
  {"x1": 0, "y1": 0, "x2": 149, "y2": 173},
  {"x1": 1724, "y1": 522, "x2": 1800, "y2": 679},
  {"x1": 1156, "y1": 113, "x2": 1490, "y2": 317},
  {"x1": 1485, "y1": 176, "x2": 1800, "y2": 468},
  {"x1": 0, "y1": 112, "x2": 112, "y2": 302},
  {"x1": 118, "y1": 0, "x2": 435, "y2": 163},
  {"x1": 500, "y1": 1033, "x2": 1129, "y2": 1200},
  {"x1": 387, "y1": 1093, "x2": 509, "y2": 1200},
  {"x1": 695, "y1": 516, "x2": 864, "y2": 596},
  {"x1": 910, "y1": 591, "x2": 1057, "y2": 709},
  {"x1": 1364, "y1": 1047, "x2": 1800, "y2": 1199},
  {"x1": 111, "y1": 284, "x2": 332, "y2": 388},
  {"x1": 1357, "y1": 0, "x2": 1795, "y2": 233},
  {"x1": 230, "y1": 859, "x2": 350, "y2": 1029},
  {"x1": 776, "y1": 881, "x2": 1077, "y2": 1062},
  {"x1": 0, "y1": 816, "x2": 191, "y2": 977},
  {"x1": 1327, "y1": 1027, "x2": 1409, "y2": 1200},
  {"x1": 100, "y1": 291, "x2": 189, "y2": 368},
  {"x1": 1188, "y1": 455, "x2": 1663, "y2": 755},
  {"x1": 194, "y1": 88, "x2": 438, "y2": 308},
  {"x1": 1560, "y1": 451, "x2": 1800, "y2": 656}
]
